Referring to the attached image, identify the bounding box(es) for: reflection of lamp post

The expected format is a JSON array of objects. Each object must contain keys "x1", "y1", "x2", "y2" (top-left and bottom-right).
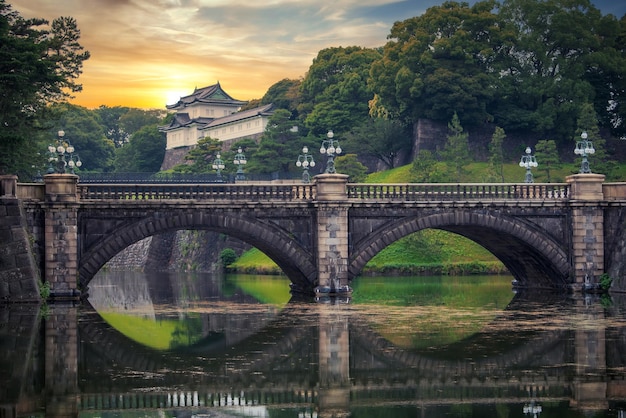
[
  {"x1": 574, "y1": 131, "x2": 595, "y2": 173},
  {"x1": 296, "y1": 146, "x2": 315, "y2": 183},
  {"x1": 47, "y1": 130, "x2": 82, "y2": 174},
  {"x1": 212, "y1": 153, "x2": 225, "y2": 181},
  {"x1": 523, "y1": 400, "x2": 542, "y2": 418},
  {"x1": 519, "y1": 146, "x2": 538, "y2": 183},
  {"x1": 319, "y1": 130, "x2": 342, "y2": 174},
  {"x1": 233, "y1": 147, "x2": 247, "y2": 181}
]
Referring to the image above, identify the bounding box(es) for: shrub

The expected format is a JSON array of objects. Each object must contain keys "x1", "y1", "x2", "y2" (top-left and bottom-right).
[{"x1": 220, "y1": 248, "x2": 237, "y2": 267}]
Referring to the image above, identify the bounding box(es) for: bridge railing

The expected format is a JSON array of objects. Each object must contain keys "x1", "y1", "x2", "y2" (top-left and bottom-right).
[
  {"x1": 77, "y1": 183, "x2": 317, "y2": 201},
  {"x1": 347, "y1": 183, "x2": 570, "y2": 200}
]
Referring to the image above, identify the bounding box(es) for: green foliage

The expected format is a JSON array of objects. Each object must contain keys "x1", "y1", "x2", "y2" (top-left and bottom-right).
[
  {"x1": 0, "y1": 2, "x2": 89, "y2": 176},
  {"x1": 410, "y1": 150, "x2": 451, "y2": 183},
  {"x1": 51, "y1": 103, "x2": 115, "y2": 172},
  {"x1": 114, "y1": 124, "x2": 165, "y2": 172},
  {"x1": 246, "y1": 109, "x2": 302, "y2": 174},
  {"x1": 368, "y1": 0, "x2": 625, "y2": 141},
  {"x1": 441, "y1": 113, "x2": 469, "y2": 182},
  {"x1": 38, "y1": 279, "x2": 50, "y2": 300},
  {"x1": 257, "y1": 78, "x2": 301, "y2": 113},
  {"x1": 575, "y1": 102, "x2": 617, "y2": 178},
  {"x1": 535, "y1": 139, "x2": 560, "y2": 182},
  {"x1": 344, "y1": 118, "x2": 411, "y2": 169},
  {"x1": 220, "y1": 248, "x2": 237, "y2": 267},
  {"x1": 488, "y1": 127, "x2": 506, "y2": 182},
  {"x1": 299, "y1": 46, "x2": 381, "y2": 136},
  {"x1": 171, "y1": 136, "x2": 221, "y2": 174},
  {"x1": 334, "y1": 154, "x2": 367, "y2": 182},
  {"x1": 369, "y1": 0, "x2": 503, "y2": 126},
  {"x1": 599, "y1": 273, "x2": 613, "y2": 291}
]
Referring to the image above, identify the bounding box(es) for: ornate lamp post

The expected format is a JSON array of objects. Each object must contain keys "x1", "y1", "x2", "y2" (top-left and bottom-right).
[
  {"x1": 47, "y1": 130, "x2": 82, "y2": 174},
  {"x1": 519, "y1": 146, "x2": 538, "y2": 183},
  {"x1": 233, "y1": 147, "x2": 247, "y2": 181},
  {"x1": 212, "y1": 153, "x2": 225, "y2": 181},
  {"x1": 319, "y1": 130, "x2": 342, "y2": 174},
  {"x1": 574, "y1": 131, "x2": 595, "y2": 173},
  {"x1": 295, "y1": 146, "x2": 315, "y2": 183}
]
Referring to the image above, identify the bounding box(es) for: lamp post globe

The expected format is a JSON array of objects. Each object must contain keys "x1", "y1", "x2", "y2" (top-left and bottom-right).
[
  {"x1": 519, "y1": 146, "x2": 538, "y2": 183},
  {"x1": 574, "y1": 131, "x2": 595, "y2": 174},
  {"x1": 296, "y1": 145, "x2": 315, "y2": 183},
  {"x1": 212, "y1": 153, "x2": 225, "y2": 181},
  {"x1": 233, "y1": 147, "x2": 247, "y2": 181},
  {"x1": 319, "y1": 130, "x2": 342, "y2": 174},
  {"x1": 47, "y1": 130, "x2": 82, "y2": 174}
]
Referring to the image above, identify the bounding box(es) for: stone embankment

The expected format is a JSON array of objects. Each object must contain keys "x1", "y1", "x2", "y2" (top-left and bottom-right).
[
  {"x1": 105, "y1": 230, "x2": 249, "y2": 273},
  {"x1": 0, "y1": 191, "x2": 40, "y2": 302}
]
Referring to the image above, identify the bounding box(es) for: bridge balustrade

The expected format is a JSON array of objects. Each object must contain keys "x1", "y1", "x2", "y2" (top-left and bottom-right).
[
  {"x1": 347, "y1": 183, "x2": 570, "y2": 200},
  {"x1": 77, "y1": 183, "x2": 317, "y2": 201}
]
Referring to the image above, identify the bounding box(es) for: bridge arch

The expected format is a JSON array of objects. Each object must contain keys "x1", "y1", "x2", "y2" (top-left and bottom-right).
[
  {"x1": 78, "y1": 211, "x2": 317, "y2": 290},
  {"x1": 349, "y1": 209, "x2": 571, "y2": 288}
]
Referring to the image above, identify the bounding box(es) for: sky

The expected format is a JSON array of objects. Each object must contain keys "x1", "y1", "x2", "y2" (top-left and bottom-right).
[{"x1": 10, "y1": 0, "x2": 626, "y2": 110}]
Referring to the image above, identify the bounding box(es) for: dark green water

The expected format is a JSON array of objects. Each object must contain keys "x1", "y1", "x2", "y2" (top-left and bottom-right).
[{"x1": 2, "y1": 271, "x2": 626, "y2": 417}]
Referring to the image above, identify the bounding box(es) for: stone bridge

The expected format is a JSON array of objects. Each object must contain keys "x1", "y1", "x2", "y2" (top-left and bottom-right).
[{"x1": 2, "y1": 173, "x2": 626, "y2": 300}]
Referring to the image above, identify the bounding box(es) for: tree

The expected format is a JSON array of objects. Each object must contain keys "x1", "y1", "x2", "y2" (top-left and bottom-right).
[
  {"x1": 51, "y1": 103, "x2": 115, "y2": 172},
  {"x1": 257, "y1": 78, "x2": 302, "y2": 115},
  {"x1": 488, "y1": 126, "x2": 506, "y2": 182},
  {"x1": 119, "y1": 108, "x2": 162, "y2": 137},
  {"x1": 246, "y1": 109, "x2": 302, "y2": 174},
  {"x1": 0, "y1": 2, "x2": 89, "y2": 176},
  {"x1": 95, "y1": 106, "x2": 131, "y2": 148},
  {"x1": 369, "y1": 0, "x2": 507, "y2": 127},
  {"x1": 171, "y1": 136, "x2": 222, "y2": 174},
  {"x1": 535, "y1": 139, "x2": 560, "y2": 182},
  {"x1": 114, "y1": 124, "x2": 166, "y2": 173},
  {"x1": 494, "y1": 0, "x2": 621, "y2": 141},
  {"x1": 334, "y1": 154, "x2": 367, "y2": 182},
  {"x1": 299, "y1": 46, "x2": 381, "y2": 136},
  {"x1": 344, "y1": 118, "x2": 411, "y2": 169},
  {"x1": 410, "y1": 150, "x2": 444, "y2": 182},
  {"x1": 574, "y1": 102, "x2": 614, "y2": 177},
  {"x1": 441, "y1": 113, "x2": 469, "y2": 182}
]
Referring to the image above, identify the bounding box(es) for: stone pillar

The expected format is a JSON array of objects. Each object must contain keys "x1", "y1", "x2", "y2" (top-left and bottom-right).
[
  {"x1": 314, "y1": 174, "x2": 351, "y2": 296},
  {"x1": 571, "y1": 298, "x2": 607, "y2": 411},
  {"x1": 567, "y1": 174, "x2": 605, "y2": 292},
  {"x1": 317, "y1": 303, "x2": 350, "y2": 416},
  {"x1": 45, "y1": 304, "x2": 79, "y2": 417},
  {"x1": 44, "y1": 174, "x2": 80, "y2": 300},
  {"x1": 0, "y1": 174, "x2": 17, "y2": 197}
]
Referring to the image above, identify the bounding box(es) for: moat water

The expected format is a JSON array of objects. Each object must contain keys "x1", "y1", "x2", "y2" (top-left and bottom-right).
[{"x1": 2, "y1": 270, "x2": 626, "y2": 417}]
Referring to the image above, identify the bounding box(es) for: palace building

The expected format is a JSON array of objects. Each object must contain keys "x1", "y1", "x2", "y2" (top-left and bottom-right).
[{"x1": 160, "y1": 82, "x2": 274, "y2": 170}]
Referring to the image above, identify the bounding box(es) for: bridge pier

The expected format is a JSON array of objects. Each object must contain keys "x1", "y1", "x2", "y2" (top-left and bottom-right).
[
  {"x1": 44, "y1": 174, "x2": 80, "y2": 300},
  {"x1": 567, "y1": 174, "x2": 605, "y2": 292},
  {"x1": 314, "y1": 174, "x2": 352, "y2": 296}
]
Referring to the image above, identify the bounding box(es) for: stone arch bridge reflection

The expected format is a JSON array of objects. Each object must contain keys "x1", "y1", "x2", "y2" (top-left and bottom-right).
[
  {"x1": 70, "y1": 295, "x2": 626, "y2": 414},
  {"x1": 2, "y1": 294, "x2": 625, "y2": 417}
]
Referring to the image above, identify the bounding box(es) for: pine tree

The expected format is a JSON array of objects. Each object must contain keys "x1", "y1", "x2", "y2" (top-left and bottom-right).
[{"x1": 441, "y1": 113, "x2": 469, "y2": 182}]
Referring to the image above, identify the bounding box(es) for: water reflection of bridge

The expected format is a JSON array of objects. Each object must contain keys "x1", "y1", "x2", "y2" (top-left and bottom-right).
[{"x1": 2, "y1": 294, "x2": 626, "y2": 417}]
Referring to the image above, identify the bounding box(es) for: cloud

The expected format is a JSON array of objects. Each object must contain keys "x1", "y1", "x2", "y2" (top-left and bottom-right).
[{"x1": 9, "y1": 0, "x2": 625, "y2": 108}]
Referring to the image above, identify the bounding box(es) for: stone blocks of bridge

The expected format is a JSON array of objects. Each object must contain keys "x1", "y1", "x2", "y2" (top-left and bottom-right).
[
  {"x1": 44, "y1": 174, "x2": 80, "y2": 300},
  {"x1": 314, "y1": 174, "x2": 352, "y2": 296},
  {"x1": 567, "y1": 174, "x2": 606, "y2": 291}
]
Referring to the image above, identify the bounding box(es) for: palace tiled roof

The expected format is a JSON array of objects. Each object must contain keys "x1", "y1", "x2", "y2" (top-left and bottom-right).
[
  {"x1": 203, "y1": 104, "x2": 274, "y2": 130},
  {"x1": 166, "y1": 82, "x2": 246, "y2": 110}
]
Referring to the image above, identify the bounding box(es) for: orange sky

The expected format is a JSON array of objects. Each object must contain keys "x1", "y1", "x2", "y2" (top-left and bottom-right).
[
  {"x1": 10, "y1": 0, "x2": 428, "y2": 109},
  {"x1": 10, "y1": 1, "x2": 625, "y2": 110}
]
